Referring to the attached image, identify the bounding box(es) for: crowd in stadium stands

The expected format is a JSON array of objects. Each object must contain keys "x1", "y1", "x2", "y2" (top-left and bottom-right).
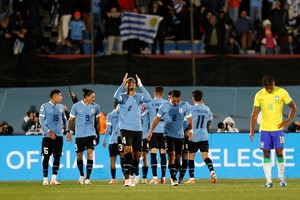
[{"x1": 1, "y1": 0, "x2": 300, "y2": 55}]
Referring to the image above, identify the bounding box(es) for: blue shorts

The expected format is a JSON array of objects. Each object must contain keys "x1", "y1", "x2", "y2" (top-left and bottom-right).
[{"x1": 260, "y1": 130, "x2": 284, "y2": 150}]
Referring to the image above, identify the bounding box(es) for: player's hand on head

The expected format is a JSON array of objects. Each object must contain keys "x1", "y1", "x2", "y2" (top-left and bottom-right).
[
  {"x1": 123, "y1": 73, "x2": 128, "y2": 85},
  {"x1": 136, "y1": 74, "x2": 143, "y2": 87}
]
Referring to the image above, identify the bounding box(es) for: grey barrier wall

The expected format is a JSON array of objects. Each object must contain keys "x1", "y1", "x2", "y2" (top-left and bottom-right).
[{"x1": 1, "y1": 84, "x2": 300, "y2": 134}]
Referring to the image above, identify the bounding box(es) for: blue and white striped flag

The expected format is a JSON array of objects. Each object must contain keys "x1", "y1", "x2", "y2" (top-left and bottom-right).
[{"x1": 120, "y1": 12, "x2": 163, "y2": 44}]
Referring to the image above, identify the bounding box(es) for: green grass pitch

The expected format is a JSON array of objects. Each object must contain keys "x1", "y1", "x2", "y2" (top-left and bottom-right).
[{"x1": 1, "y1": 179, "x2": 299, "y2": 200}]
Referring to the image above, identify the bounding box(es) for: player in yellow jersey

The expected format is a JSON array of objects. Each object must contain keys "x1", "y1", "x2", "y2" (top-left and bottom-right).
[{"x1": 250, "y1": 75, "x2": 297, "y2": 188}]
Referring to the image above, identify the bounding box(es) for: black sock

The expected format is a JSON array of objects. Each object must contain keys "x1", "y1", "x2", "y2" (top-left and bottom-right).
[
  {"x1": 168, "y1": 164, "x2": 177, "y2": 180},
  {"x1": 77, "y1": 159, "x2": 84, "y2": 176},
  {"x1": 160, "y1": 153, "x2": 166, "y2": 177},
  {"x1": 132, "y1": 159, "x2": 140, "y2": 176},
  {"x1": 123, "y1": 153, "x2": 132, "y2": 179},
  {"x1": 111, "y1": 168, "x2": 116, "y2": 179},
  {"x1": 52, "y1": 156, "x2": 60, "y2": 175},
  {"x1": 142, "y1": 166, "x2": 148, "y2": 178},
  {"x1": 43, "y1": 156, "x2": 50, "y2": 177},
  {"x1": 188, "y1": 160, "x2": 195, "y2": 178},
  {"x1": 204, "y1": 157, "x2": 214, "y2": 172},
  {"x1": 86, "y1": 159, "x2": 93, "y2": 179},
  {"x1": 150, "y1": 153, "x2": 158, "y2": 176},
  {"x1": 179, "y1": 159, "x2": 188, "y2": 179}
]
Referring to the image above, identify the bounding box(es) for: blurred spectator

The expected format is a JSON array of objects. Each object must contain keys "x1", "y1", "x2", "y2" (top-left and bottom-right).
[
  {"x1": 204, "y1": 15, "x2": 224, "y2": 54},
  {"x1": 286, "y1": 0, "x2": 300, "y2": 29},
  {"x1": 261, "y1": 27, "x2": 277, "y2": 54},
  {"x1": 105, "y1": 7, "x2": 122, "y2": 55},
  {"x1": 226, "y1": 0, "x2": 241, "y2": 23},
  {"x1": 69, "y1": 11, "x2": 86, "y2": 54},
  {"x1": 55, "y1": 37, "x2": 80, "y2": 54},
  {"x1": 118, "y1": 0, "x2": 135, "y2": 12},
  {"x1": 0, "y1": 121, "x2": 14, "y2": 135},
  {"x1": 224, "y1": 36, "x2": 240, "y2": 54},
  {"x1": 280, "y1": 33, "x2": 300, "y2": 54},
  {"x1": 93, "y1": 0, "x2": 105, "y2": 37},
  {"x1": 0, "y1": 15, "x2": 13, "y2": 55},
  {"x1": 21, "y1": 105, "x2": 43, "y2": 135},
  {"x1": 249, "y1": 0, "x2": 262, "y2": 23},
  {"x1": 235, "y1": 10, "x2": 254, "y2": 52},
  {"x1": 217, "y1": 116, "x2": 239, "y2": 132},
  {"x1": 268, "y1": 1, "x2": 284, "y2": 44},
  {"x1": 57, "y1": 0, "x2": 76, "y2": 44}
]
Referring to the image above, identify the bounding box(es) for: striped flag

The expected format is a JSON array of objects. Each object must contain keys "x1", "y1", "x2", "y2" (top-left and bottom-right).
[{"x1": 120, "y1": 12, "x2": 163, "y2": 44}]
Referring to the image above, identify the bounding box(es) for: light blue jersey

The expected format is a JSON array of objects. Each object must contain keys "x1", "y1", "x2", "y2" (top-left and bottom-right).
[
  {"x1": 104, "y1": 109, "x2": 120, "y2": 144},
  {"x1": 39, "y1": 101, "x2": 67, "y2": 137},
  {"x1": 144, "y1": 98, "x2": 167, "y2": 133},
  {"x1": 70, "y1": 100, "x2": 101, "y2": 138},
  {"x1": 141, "y1": 109, "x2": 150, "y2": 139},
  {"x1": 190, "y1": 103, "x2": 212, "y2": 142},
  {"x1": 157, "y1": 101, "x2": 191, "y2": 139},
  {"x1": 113, "y1": 84, "x2": 151, "y2": 131}
]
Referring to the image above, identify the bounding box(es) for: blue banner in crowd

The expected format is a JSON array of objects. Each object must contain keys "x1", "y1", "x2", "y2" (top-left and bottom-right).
[{"x1": 0, "y1": 133, "x2": 299, "y2": 181}]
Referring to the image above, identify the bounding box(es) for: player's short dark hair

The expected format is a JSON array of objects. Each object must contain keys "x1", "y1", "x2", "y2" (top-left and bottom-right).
[
  {"x1": 126, "y1": 77, "x2": 136, "y2": 83},
  {"x1": 49, "y1": 89, "x2": 61, "y2": 98},
  {"x1": 172, "y1": 90, "x2": 181, "y2": 98},
  {"x1": 192, "y1": 90, "x2": 203, "y2": 101},
  {"x1": 168, "y1": 90, "x2": 173, "y2": 96},
  {"x1": 82, "y1": 88, "x2": 94, "y2": 98},
  {"x1": 262, "y1": 75, "x2": 275, "y2": 86},
  {"x1": 154, "y1": 86, "x2": 164, "y2": 94}
]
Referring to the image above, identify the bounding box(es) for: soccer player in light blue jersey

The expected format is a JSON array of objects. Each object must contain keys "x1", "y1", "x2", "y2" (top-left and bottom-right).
[
  {"x1": 148, "y1": 90, "x2": 193, "y2": 186},
  {"x1": 186, "y1": 90, "x2": 217, "y2": 184},
  {"x1": 102, "y1": 101, "x2": 124, "y2": 184},
  {"x1": 39, "y1": 89, "x2": 68, "y2": 186},
  {"x1": 144, "y1": 86, "x2": 168, "y2": 184},
  {"x1": 66, "y1": 88, "x2": 101, "y2": 185},
  {"x1": 113, "y1": 73, "x2": 151, "y2": 187},
  {"x1": 141, "y1": 106, "x2": 150, "y2": 184}
]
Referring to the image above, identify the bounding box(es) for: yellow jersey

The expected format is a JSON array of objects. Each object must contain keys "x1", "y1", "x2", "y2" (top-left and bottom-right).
[{"x1": 253, "y1": 86, "x2": 292, "y2": 131}]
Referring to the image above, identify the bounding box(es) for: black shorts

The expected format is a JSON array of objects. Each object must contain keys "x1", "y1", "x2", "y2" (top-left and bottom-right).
[
  {"x1": 109, "y1": 143, "x2": 119, "y2": 157},
  {"x1": 165, "y1": 136, "x2": 184, "y2": 154},
  {"x1": 142, "y1": 138, "x2": 149, "y2": 152},
  {"x1": 149, "y1": 133, "x2": 166, "y2": 150},
  {"x1": 182, "y1": 136, "x2": 189, "y2": 154},
  {"x1": 41, "y1": 137, "x2": 63, "y2": 157},
  {"x1": 75, "y1": 136, "x2": 96, "y2": 153},
  {"x1": 188, "y1": 140, "x2": 209, "y2": 153},
  {"x1": 118, "y1": 136, "x2": 124, "y2": 153},
  {"x1": 120, "y1": 129, "x2": 142, "y2": 152}
]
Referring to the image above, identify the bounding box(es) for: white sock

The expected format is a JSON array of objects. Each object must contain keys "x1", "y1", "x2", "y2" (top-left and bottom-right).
[
  {"x1": 277, "y1": 162, "x2": 285, "y2": 179},
  {"x1": 51, "y1": 174, "x2": 57, "y2": 181},
  {"x1": 263, "y1": 162, "x2": 272, "y2": 183}
]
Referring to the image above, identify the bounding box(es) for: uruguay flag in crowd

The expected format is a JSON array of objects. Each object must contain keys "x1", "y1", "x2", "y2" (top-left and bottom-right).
[{"x1": 120, "y1": 12, "x2": 163, "y2": 44}]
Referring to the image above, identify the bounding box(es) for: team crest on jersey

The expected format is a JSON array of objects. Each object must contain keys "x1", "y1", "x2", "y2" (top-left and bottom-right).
[
  {"x1": 274, "y1": 96, "x2": 279, "y2": 102},
  {"x1": 59, "y1": 108, "x2": 63, "y2": 113},
  {"x1": 179, "y1": 108, "x2": 183, "y2": 114},
  {"x1": 91, "y1": 109, "x2": 95, "y2": 113}
]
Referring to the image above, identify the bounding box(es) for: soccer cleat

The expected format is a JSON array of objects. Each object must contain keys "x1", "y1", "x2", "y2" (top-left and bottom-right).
[
  {"x1": 278, "y1": 177, "x2": 287, "y2": 187},
  {"x1": 149, "y1": 177, "x2": 158, "y2": 184},
  {"x1": 78, "y1": 176, "x2": 84, "y2": 185},
  {"x1": 124, "y1": 179, "x2": 131, "y2": 187},
  {"x1": 130, "y1": 177, "x2": 136, "y2": 187},
  {"x1": 43, "y1": 178, "x2": 49, "y2": 186},
  {"x1": 134, "y1": 174, "x2": 140, "y2": 184},
  {"x1": 263, "y1": 182, "x2": 273, "y2": 188},
  {"x1": 178, "y1": 176, "x2": 184, "y2": 184},
  {"x1": 211, "y1": 171, "x2": 217, "y2": 183},
  {"x1": 141, "y1": 178, "x2": 147, "y2": 184},
  {"x1": 85, "y1": 179, "x2": 91, "y2": 185},
  {"x1": 161, "y1": 177, "x2": 166, "y2": 184},
  {"x1": 109, "y1": 179, "x2": 117, "y2": 184},
  {"x1": 185, "y1": 178, "x2": 196, "y2": 184},
  {"x1": 170, "y1": 178, "x2": 179, "y2": 186},
  {"x1": 50, "y1": 180, "x2": 61, "y2": 185}
]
